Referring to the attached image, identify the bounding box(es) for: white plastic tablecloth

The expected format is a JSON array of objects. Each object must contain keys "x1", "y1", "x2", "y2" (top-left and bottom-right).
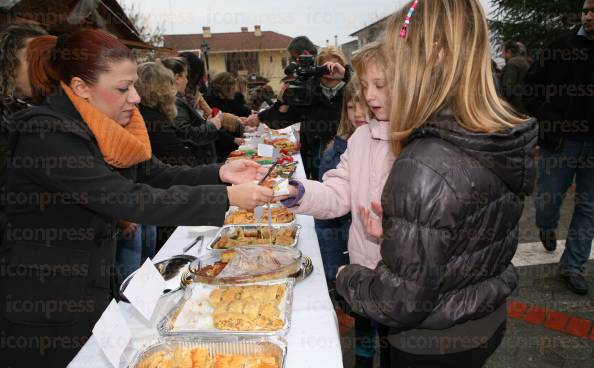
[{"x1": 68, "y1": 154, "x2": 344, "y2": 368}]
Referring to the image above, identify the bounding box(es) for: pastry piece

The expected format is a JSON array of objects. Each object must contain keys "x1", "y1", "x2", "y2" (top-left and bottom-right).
[
  {"x1": 172, "y1": 346, "x2": 192, "y2": 368},
  {"x1": 137, "y1": 351, "x2": 172, "y2": 368},
  {"x1": 242, "y1": 297, "x2": 260, "y2": 319},
  {"x1": 213, "y1": 354, "x2": 278, "y2": 368},
  {"x1": 208, "y1": 289, "x2": 224, "y2": 307},
  {"x1": 190, "y1": 348, "x2": 210, "y2": 368}
]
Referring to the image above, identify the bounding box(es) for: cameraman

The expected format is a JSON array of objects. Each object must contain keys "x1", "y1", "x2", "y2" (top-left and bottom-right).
[{"x1": 248, "y1": 38, "x2": 351, "y2": 180}]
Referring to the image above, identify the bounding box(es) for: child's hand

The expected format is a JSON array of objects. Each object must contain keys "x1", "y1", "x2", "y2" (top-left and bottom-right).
[{"x1": 358, "y1": 201, "x2": 384, "y2": 239}]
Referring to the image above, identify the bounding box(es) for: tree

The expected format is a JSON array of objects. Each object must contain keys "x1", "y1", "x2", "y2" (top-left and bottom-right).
[
  {"x1": 489, "y1": 0, "x2": 584, "y2": 55},
  {"x1": 122, "y1": 2, "x2": 165, "y2": 48}
]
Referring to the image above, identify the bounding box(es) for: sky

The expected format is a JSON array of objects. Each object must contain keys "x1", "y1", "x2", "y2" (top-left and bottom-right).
[{"x1": 120, "y1": 0, "x2": 495, "y2": 47}]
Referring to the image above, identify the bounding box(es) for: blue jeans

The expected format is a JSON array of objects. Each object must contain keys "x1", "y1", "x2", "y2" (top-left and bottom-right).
[
  {"x1": 534, "y1": 140, "x2": 594, "y2": 273},
  {"x1": 116, "y1": 224, "x2": 157, "y2": 280}
]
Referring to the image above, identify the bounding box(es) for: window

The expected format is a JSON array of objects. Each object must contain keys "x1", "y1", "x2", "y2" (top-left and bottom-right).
[{"x1": 225, "y1": 52, "x2": 260, "y2": 75}]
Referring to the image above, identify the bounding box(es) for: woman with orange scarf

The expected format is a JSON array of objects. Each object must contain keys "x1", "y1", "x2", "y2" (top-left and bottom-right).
[{"x1": 0, "y1": 29, "x2": 273, "y2": 367}]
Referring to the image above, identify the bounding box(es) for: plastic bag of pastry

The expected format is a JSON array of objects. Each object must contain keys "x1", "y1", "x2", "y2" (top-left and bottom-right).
[
  {"x1": 216, "y1": 247, "x2": 301, "y2": 282},
  {"x1": 191, "y1": 247, "x2": 302, "y2": 284}
]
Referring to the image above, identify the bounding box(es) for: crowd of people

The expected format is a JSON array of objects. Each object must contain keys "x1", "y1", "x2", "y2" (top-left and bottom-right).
[{"x1": 0, "y1": 0, "x2": 592, "y2": 367}]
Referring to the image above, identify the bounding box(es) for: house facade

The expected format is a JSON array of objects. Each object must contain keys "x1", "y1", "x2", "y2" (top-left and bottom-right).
[{"x1": 163, "y1": 26, "x2": 293, "y2": 92}]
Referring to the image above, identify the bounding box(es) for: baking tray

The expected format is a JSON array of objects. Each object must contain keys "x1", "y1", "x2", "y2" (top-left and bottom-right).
[
  {"x1": 206, "y1": 224, "x2": 301, "y2": 250},
  {"x1": 157, "y1": 279, "x2": 295, "y2": 338},
  {"x1": 119, "y1": 254, "x2": 196, "y2": 303},
  {"x1": 224, "y1": 206, "x2": 296, "y2": 226},
  {"x1": 128, "y1": 337, "x2": 287, "y2": 368}
]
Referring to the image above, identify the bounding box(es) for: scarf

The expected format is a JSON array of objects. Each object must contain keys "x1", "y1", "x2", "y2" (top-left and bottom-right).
[{"x1": 61, "y1": 82, "x2": 152, "y2": 168}]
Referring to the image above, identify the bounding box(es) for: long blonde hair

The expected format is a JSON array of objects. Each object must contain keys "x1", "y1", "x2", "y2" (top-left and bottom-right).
[
  {"x1": 136, "y1": 62, "x2": 178, "y2": 122},
  {"x1": 385, "y1": 0, "x2": 527, "y2": 154}
]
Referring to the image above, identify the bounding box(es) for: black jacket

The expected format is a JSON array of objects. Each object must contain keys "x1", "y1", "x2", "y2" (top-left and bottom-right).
[
  {"x1": 174, "y1": 96, "x2": 218, "y2": 164},
  {"x1": 524, "y1": 27, "x2": 594, "y2": 150},
  {"x1": 0, "y1": 90, "x2": 229, "y2": 366},
  {"x1": 258, "y1": 85, "x2": 344, "y2": 146},
  {"x1": 0, "y1": 100, "x2": 29, "y2": 245},
  {"x1": 337, "y1": 112, "x2": 537, "y2": 352},
  {"x1": 501, "y1": 56, "x2": 530, "y2": 113},
  {"x1": 205, "y1": 90, "x2": 251, "y2": 117},
  {"x1": 140, "y1": 104, "x2": 196, "y2": 166},
  {"x1": 203, "y1": 91, "x2": 249, "y2": 161}
]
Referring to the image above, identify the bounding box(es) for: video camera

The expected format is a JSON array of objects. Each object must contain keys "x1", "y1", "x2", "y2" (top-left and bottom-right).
[{"x1": 283, "y1": 55, "x2": 329, "y2": 106}]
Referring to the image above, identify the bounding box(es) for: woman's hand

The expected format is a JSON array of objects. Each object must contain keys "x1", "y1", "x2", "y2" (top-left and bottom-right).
[
  {"x1": 209, "y1": 113, "x2": 222, "y2": 130},
  {"x1": 227, "y1": 183, "x2": 275, "y2": 209},
  {"x1": 246, "y1": 113, "x2": 260, "y2": 127},
  {"x1": 358, "y1": 201, "x2": 384, "y2": 239},
  {"x1": 322, "y1": 62, "x2": 346, "y2": 80},
  {"x1": 219, "y1": 159, "x2": 267, "y2": 184},
  {"x1": 234, "y1": 137, "x2": 245, "y2": 146}
]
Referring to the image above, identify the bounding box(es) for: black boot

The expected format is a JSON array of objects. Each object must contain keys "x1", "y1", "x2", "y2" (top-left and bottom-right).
[
  {"x1": 539, "y1": 229, "x2": 557, "y2": 252},
  {"x1": 560, "y1": 271, "x2": 589, "y2": 295}
]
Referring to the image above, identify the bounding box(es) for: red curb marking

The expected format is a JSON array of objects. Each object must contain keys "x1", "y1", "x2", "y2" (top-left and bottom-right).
[
  {"x1": 507, "y1": 301, "x2": 528, "y2": 319},
  {"x1": 544, "y1": 311, "x2": 569, "y2": 332},
  {"x1": 565, "y1": 317, "x2": 592, "y2": 338},
  {"x1": 508, "y1": 300, "x2": 594, "y2": 341},
  {"x1": 524, "y1": 306, "x2": 547, "y2": 325}
]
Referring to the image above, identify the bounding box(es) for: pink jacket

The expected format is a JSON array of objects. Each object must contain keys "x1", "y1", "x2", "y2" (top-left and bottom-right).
[{"x1": 292, "y1": 119, "x2": 395, "y2": 269}]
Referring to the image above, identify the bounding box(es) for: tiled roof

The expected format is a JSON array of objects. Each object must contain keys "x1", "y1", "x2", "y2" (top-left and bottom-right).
[{"x1": 163, "y1": 30, "x2": 293, "y2": 53}]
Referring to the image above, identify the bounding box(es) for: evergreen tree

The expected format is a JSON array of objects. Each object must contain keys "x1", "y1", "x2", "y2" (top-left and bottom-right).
[{"x1": 489, "y1": 0, "x2": 584, "y2": 54}]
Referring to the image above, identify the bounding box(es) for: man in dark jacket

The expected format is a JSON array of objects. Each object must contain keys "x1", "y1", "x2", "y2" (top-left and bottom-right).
[
  {"x1": 500, "y1": 41, "x2": 531, "y2": 113},
  {"x1": 524, "y1": 0, "x2": 594, "y2": 295},
  {"x1": 337, "y1": 112, "x2": 537, "y2": 361},
  {"x1": 247, "y1": 39, "x2": 351, "y2": 180}
]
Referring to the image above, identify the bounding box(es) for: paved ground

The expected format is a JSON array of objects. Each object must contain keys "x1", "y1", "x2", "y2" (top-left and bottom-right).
[{"x1": 339, "y1": 191, "x2": 594, "y2": 368}]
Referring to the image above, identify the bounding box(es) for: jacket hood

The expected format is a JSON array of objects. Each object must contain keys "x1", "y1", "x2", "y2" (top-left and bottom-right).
[
  {"x1": 8, "y1": 89, "x2": 92, "y2": 141},
  {"x1": 409, "y1": 111, "x2": 538, "y2": 196}
]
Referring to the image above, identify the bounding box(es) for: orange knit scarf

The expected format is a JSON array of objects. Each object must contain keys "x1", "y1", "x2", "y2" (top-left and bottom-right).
[{"x1": 61, "y1": 82, "x2": 152, "y2": 168}]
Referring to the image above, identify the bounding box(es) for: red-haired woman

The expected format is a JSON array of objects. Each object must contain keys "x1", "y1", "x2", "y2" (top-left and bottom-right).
[{"x1": 0, "y1": 29, "x2": 273, "y2": 366}]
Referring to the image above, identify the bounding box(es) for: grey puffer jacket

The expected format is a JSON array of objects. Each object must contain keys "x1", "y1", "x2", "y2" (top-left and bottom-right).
[{"x1": 337, "y1": 112, "x2": 537, "y2": 345}]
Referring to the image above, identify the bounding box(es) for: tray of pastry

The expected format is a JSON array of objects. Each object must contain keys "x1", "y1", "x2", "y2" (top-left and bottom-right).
[
  {"x1": 158, "y1": 279, "x2": 295, "y2": 338},
  {"x1": 188, "y1": 247, "x2": 303, "y2": 284},
  {"x1": 129, "y1": 337, "x2": 287, "y2": 368},
  {"x1": 268, "y1": 162, "x2": 298, "y2": 179},
  {"x1": 224, "y1": 207, "x2": 295, "y2": 226},
  {"x1": 207, "y1": 224, "x2": 301, "y2": 250}
]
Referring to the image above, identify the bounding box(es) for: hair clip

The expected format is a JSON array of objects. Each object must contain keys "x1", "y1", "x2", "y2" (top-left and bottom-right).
[{"x1": 400, "y1": 0, "x2": 420, "y2": 38}]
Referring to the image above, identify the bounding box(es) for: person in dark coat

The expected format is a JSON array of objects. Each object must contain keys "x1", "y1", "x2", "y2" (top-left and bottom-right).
[
  {"x1": 247, "y1": 46, "x2": 351, "y2": 180},
  {"x1": 161, "y1": 57, "x2": 220, "y2": 165},
  {"x1": 336, "y1": 2, "x2": 537, "y2": 367},
  {"x1": 0, "y1": 29, "x2": 273, "y2": 368},
  {"x1": 524, "y1": 0, "x2": 594, "y2": 295},
  {"x1": 0, "y1": 23, "x2": 47, "y2": 245},
  {"x1": 500, "y1": 41, "x2": 530, "y2": 113},
  {"x1": 205, "y1": 72, "x2": 250, "y2": 160}
]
